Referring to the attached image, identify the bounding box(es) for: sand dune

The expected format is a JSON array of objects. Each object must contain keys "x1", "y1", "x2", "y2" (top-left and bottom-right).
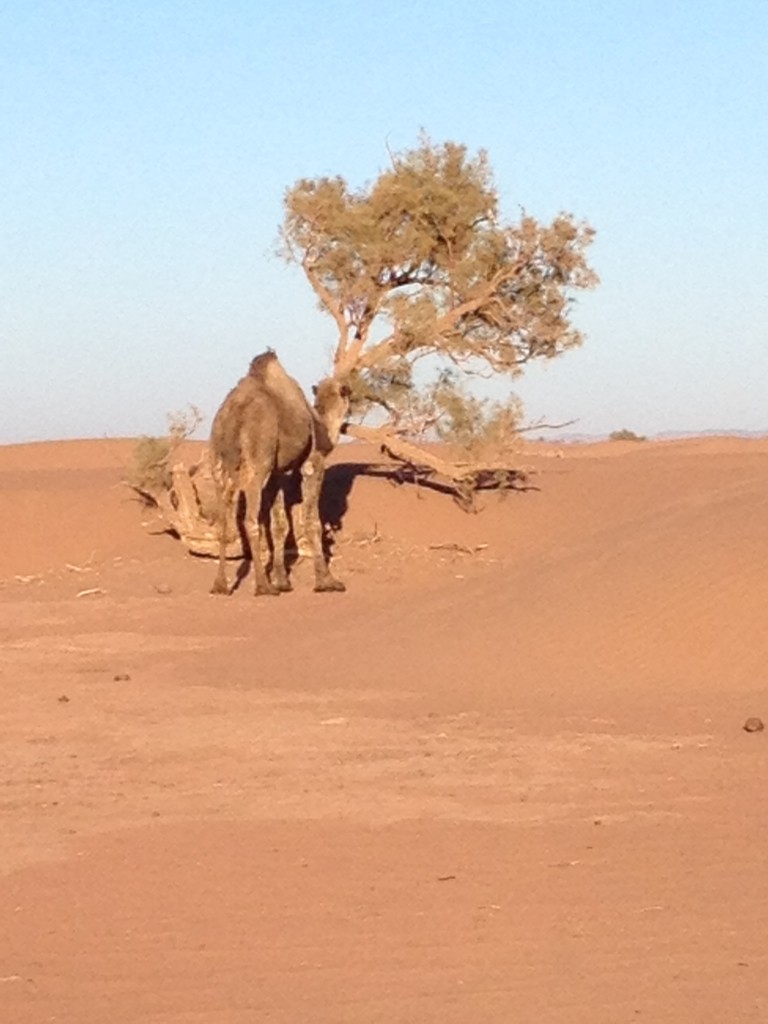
[{"x1": 1, "y1": 436, "x2": 767, "y2": 1022}]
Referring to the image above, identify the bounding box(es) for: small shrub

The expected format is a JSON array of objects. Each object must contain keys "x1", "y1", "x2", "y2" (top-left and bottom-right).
[
  {"x1": 128, "y1": 434, "x2": 174, "y2": 495},
  {"x1": 128, "y1": 405, "x2": 203, "y2": 498},
  {"x1": 388, "y1": 369, "x2": 524, "y2": 457},
  {"x1": 609, "y1": 428, "x2": 646, "y2": 442},
  {"x1": 433, "y1": 377, "x2": 523, "y2": 462}
]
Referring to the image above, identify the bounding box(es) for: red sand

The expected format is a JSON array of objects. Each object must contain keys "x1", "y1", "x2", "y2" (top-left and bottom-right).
[{"x1": 1, "y1": 436, "x2": 767, "y2": 1022}]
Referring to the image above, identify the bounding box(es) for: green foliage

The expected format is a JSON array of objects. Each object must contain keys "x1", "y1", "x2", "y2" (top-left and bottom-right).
[
  {"x1": 129, "y1": 435, "x2": 174, "y2": 495},
  {"x1": 429, "y1": 371, "x2": 524, "y2": 455},
  {"x1": 281, "y1": 134, "x2": 598, "y2": 436},
  {"x1": 345, "y1": 361, "x2": 414, "y2": 418},
  {"x1": 360, "y1": 365, "x2": 524, "y2": 459},
  {"x1": 609, "y1": 428, "x2": 647, "y2": 442},
  {"x1": 128, "y1": 405, "x2": 203, "y2": 497}
]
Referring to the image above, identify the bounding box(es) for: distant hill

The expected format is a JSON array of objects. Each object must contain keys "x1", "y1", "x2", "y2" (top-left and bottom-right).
[{"x1": 547, "y1": 428, "x2": 768, "y2": 444}]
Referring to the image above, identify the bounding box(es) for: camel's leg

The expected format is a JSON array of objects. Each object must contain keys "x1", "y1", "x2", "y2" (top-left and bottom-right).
[
  {"x1": 291, "y1": 499, "x2": 313, "y2": 558},
  {"x1": 269, "y1": 484, "x2": 293, "y2": 592},
  {"x1": 242, "y1": 466, "x2": 281, "y2": 597},
  {"x1": 302, "y1": 453, "x2": 345, "y2": 593},
  {"x1": 211, "y1": 470, "x2": 236, "y2": 596}
]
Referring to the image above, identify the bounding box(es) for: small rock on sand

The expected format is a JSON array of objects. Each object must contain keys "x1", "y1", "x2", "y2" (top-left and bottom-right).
[{"x1": 743, "y1": 717, "x2": 764, "y2": 733}]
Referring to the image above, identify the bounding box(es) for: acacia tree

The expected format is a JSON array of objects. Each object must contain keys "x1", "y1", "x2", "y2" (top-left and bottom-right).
[{"x1": 281, "y1": 136, "x2": 598, "y2": 501}]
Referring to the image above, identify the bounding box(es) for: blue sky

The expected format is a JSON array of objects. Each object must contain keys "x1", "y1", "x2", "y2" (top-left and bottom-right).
[{"x1": 2, "y1": 0, "x2": 766, "y2": 443}]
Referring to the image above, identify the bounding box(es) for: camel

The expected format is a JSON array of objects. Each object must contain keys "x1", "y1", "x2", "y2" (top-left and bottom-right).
[{"x1": 209, "y1": 350, "x2": 349, "y2": 596}]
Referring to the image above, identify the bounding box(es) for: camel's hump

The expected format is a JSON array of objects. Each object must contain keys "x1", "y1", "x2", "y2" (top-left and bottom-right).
[
  {"x1": 246, "y1": 351, "x2": 307, "y2": 408},
  {"x1": 247, "y1": 349, "x2": 278, "y2": 379}
]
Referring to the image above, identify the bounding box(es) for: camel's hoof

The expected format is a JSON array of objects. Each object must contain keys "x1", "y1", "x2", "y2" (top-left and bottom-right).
[
  {"x1": 210, "y1": 581, "x2": 231, "y2": 596},
  {"x1": 314, "y1": 578, "x2": 346, "y2": 593},
  {"x1": 254, "y1": 584, "x2": 282, "y2": 597},
  {"x1": 274, "y1": 580, "x2": 293, "y2": 593}
]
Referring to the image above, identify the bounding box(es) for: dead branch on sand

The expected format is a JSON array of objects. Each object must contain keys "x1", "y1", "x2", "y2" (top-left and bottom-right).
[
  {"x1": 129, "y1": 455, "x2": 238, "y2": 559},
  {"x1": 343, "y1": 423, "x2": 529, "y2": 512}
]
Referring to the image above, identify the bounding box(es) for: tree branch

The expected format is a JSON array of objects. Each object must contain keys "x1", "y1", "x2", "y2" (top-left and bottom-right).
[
  {"x1": 302, "y1": 254, "x2": 350, "y2": 363},
  {"x1": 515, "y1": 418, "x2": 577, "y2": 434},
  {"x1": 343, "y1": 423, "x2": 529, "y2": 510}
]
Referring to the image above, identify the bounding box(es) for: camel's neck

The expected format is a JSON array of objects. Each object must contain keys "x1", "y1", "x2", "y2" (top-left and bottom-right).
[{"x1": 312, "y1": 410, "x2": 336, "y2": 455}]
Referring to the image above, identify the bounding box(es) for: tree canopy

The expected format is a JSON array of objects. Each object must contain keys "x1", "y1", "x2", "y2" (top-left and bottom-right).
[
  {"x1": 281, "y1": 136, "x2": 598, "y2": 504},
  {"x1": 282, "y1": 137, "x2": 597, "y2": 422}
]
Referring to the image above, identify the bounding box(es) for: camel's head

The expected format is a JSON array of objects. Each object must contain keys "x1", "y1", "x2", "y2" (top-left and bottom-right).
[{"x1": 312, "y1": 377, "x2": 351, "y2": 449}]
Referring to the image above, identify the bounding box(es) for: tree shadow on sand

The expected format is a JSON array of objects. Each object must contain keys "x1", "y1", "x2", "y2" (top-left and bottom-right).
[{"x1": 319, "y1": 459, "x2": 538, "y2": 531}]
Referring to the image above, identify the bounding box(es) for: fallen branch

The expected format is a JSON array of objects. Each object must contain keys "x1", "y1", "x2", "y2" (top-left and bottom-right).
[
  {"x1": 129, "y1": 457, "x2": 243, "y2": 559},
  {"x1": 343, "y1": 423, "x2": 527, "y2": 510}
]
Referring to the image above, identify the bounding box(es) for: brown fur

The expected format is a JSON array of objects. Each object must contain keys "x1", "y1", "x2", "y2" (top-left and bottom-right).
[{"x1": 209, "y1": 350, "x2": 349, "y2": 597}]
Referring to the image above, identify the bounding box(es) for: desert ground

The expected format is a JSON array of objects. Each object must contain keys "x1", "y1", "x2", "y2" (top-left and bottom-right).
[{"x1": 1, "y1": 434, "x2": 767, "y2": 1023}]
